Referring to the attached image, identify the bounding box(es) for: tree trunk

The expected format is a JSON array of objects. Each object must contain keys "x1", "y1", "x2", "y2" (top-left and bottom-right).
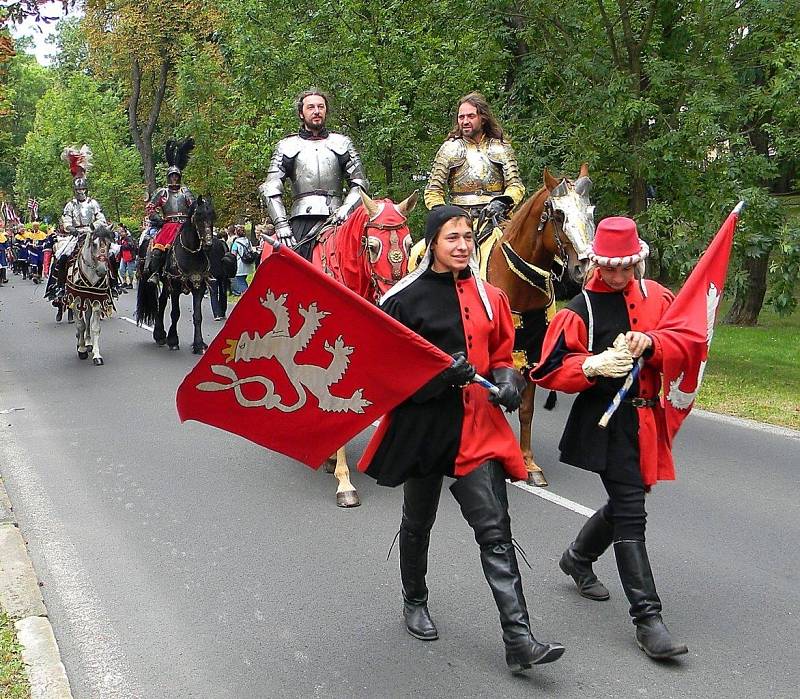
[
  {"x1": 724, "y1": 252, "x2": 770, "y2": 325},
  {"x1": 128, "y1": 58, "x2": 170, "y2": 196}
]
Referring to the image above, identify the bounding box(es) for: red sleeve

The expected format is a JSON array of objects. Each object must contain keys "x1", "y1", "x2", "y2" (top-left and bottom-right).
[
  {"x1": 644, "y1": 285, "x2": 675, "y2": 370},
  {"x1": 488, "y1": 288, "x2": 516, "y2": 371},
  {"x1": 529, "y1": 308, "x2": 595, "y2": 393}
]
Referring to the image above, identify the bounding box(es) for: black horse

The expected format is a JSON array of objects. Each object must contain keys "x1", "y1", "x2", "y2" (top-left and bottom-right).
[{"x1": 135, "y1": 196, "x2": 216, "y2": 354}]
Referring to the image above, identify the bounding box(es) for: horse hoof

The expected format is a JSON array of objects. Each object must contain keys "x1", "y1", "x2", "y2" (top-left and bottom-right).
[
  {"x1": 336, "y1": 490, "x2": 361, "y2": 508},
  {"x1": 93, "y1": 357, "x2": 104, "y2": 366},
  {"x1": 526, "y1": 471, "x2": 549, "y2": 488},
  {"x1": 155, "y1": 338, "x2": 167, "y2": 346},
  {"x1": 77, "y1": 351, "x2": 88, "y2": 360},
  {"x1": 192, "y1": 346, "x2": 205, "y2": 355},
  {"x1": 169, "y1": 345, "x2": 180, "y2": 351},
  {"x1": 323, "y1": 457, "x2": 337, "y2": 474}
]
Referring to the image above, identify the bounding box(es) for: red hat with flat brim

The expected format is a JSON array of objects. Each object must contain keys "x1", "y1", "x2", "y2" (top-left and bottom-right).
[{"x1": 589, "y1": 216, "x2": 649, "y2": 267}]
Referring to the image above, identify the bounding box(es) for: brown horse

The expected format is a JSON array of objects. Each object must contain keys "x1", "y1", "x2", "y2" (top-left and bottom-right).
[
  {"x1": 311, "y1": 189, "x2": 418, "y2": 506},
  {"x1": 486, "y1": 165, "x2": 595, "y2": 486}
]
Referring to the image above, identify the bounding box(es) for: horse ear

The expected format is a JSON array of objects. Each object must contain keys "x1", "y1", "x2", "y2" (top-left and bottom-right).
[
  {"x1": 396, "y1": 190, "x2": 419, "y2": 217},
  {"x1": 543, "y1": 169, "x2": 560, "y2": 191},
  {"x1": 578, "y1": 162, "x2": 589, "y2": 179},
  {"x1": 359, "y1": 189, "x2": 380, "y2": 219}
]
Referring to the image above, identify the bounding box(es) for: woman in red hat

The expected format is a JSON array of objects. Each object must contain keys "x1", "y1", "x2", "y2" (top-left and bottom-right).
[{"x1": 530, "y1": 216, "x2": 688, "y2": 660}]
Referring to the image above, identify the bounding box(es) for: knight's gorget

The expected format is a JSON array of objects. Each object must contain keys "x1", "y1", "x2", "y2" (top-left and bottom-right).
[
  {"x1": 259, "y1": 132, "x2": 369, "y2": 225},
  {"x1": 424, "y1": 136, "x2": 524, "y2": 209}
]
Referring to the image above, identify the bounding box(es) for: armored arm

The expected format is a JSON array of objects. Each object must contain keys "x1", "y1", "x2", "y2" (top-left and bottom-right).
[
  {"x1": 258, "y1": 144, "x2": 294, "y2": 244},
  {"x1": 91, "y1": 200, "x2": 108, "y2": 229},
  {"x1": 333, "y1": 139, "x2": 369, "y2": 223},
  {"x1": 146, "y1": 189, "x2": 166, "y2": 228},
  {"x1": 61, "y1": 201, "x2": 76, "y2": 234},
  {"x1": 424, "y1": 140, "x2": 462, "y2": 210},
  {"x1": 495, "y1": 141, "x2": 525, "y2": 209}
]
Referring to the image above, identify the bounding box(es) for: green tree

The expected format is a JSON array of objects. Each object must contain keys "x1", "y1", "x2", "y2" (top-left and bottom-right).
[
  {"x1": 15, "y1": 72, "x2": 141, "y2": 223},
  {"x1": 0, "y1": 37, "x2": 53, "y2": 194}
]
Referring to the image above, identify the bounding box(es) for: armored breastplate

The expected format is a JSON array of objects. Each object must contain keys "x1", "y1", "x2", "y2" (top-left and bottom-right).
[
  {"x1": 69, "y1": 200, "x2": 99, "y2": 228},
  {"x1": 449, "y1": 141, "x2": 505, "y2": 207},
  {"x1": 289, "y1": 138, "x2": 345, "y2": 218},
  {"x1": 162, "y1": 189, "x2": 192, "y2": 221}
]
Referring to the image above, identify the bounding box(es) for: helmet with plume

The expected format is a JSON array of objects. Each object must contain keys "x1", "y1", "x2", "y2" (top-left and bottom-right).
[{"x1": 165, "y1": 137, "x2": 194, "y2": 187}]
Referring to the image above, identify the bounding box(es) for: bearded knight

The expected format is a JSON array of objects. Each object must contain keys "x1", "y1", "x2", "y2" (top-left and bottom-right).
[
  {"x1": 258, "y1": 89, "x2": 369, "y2": 260},
  {"x1": 425, "y1": 92, "x2": 525, "y2": 231}
]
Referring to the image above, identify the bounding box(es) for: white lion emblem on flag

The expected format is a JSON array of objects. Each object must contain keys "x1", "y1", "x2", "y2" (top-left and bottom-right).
[{"x1": 197, "y1": 291, "x2": 372, "y2": 414}]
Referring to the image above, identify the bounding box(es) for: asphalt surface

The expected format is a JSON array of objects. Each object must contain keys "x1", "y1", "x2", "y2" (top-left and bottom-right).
[{"x1": 1, "y1": 277, "x2": 798, "y2": 698}]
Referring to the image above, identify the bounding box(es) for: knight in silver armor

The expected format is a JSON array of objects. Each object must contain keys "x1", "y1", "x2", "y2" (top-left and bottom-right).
[
  {"x1": 425, "y1": 92, "x2": 525, "y2": 227},
  {"x1": 258, "y1": 89, "x2": 369, "y2": 260},
  {"x1": 48, "y1": 177, "x2": 108, "y2": 306}
]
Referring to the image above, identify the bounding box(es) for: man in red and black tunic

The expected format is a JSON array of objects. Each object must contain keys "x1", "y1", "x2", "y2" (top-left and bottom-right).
[
  {"x1": 531, "y1": 216, "x2": 688, "y2": 660},
  {"x1": 358, "y1": 206, "x2": 565, "y2": 674}
]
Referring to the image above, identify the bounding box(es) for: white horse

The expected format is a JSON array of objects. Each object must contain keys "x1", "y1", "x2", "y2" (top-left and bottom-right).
[{"x1": 64, "y1": 226, "x2": 115, "y2": 366}]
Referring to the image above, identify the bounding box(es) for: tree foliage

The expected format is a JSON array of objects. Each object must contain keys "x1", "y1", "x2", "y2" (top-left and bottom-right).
[
  {"x1": 15, "y1": 72, "x2": 140, "y2": 223},
  {"x1": 6, "y1": 0, "x2": 800, "y2": 320}
]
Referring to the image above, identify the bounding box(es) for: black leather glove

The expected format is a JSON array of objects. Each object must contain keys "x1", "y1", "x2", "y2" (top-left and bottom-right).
[
  {"x1": 412, "y1": 352, "x2": 476, "y2": 403},
  {"x1": 440, "y1": 351, "x2": 477, "y2": 387},
  {"x1": 484, "y1": 198, "x2": 510, "y2": 220},
  {"x1": 488, "y1": 367, "x2": 526, "y2": 412}
]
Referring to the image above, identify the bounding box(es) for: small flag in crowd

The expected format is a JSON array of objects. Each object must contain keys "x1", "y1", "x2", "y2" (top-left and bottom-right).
[{"x1": 27, "y1": 198, "x2": 39, "y2": 221}]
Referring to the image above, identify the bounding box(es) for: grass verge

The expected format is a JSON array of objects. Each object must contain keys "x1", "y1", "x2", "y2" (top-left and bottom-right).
[
  {"x1": 697, "y1": 304, "x2": 800, "y2": 429},
  {"x1": 0, "y1": 611, "x2": 29, "y2": 699}
]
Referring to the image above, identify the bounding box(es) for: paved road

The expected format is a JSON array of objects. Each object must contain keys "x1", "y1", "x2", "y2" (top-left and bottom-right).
[{"x1": 1, "y1": 278, "x2": 798, "y2": 698}]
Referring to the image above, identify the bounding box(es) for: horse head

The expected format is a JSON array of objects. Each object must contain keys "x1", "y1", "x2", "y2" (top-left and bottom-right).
[
  {"x1": 82, "y1": 224, "x2": 114, "y2": 277},
  {"x1": 542, "y1": 164, "x2": 595, "y2": 283},
  {"x1": 189, "y1": 195, "x2": 216, "y2": 250},
  {"x1": 357, "y1": 189, "x2": 418, "y2": 301}
]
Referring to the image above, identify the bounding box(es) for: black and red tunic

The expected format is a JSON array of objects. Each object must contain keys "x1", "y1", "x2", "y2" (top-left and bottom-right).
[
  {"x1": 531, "y1": 271, "x2": 675, "y2": 487},
  {"x1": 358, "y1": 267, "x2": 527, "y2": 486}
]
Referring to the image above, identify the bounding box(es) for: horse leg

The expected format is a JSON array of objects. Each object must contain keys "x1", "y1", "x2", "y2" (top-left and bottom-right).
[
  {"x1": 191, "y1": 286, "x2": 207, "y2": 354},
  {"x1": 75, "y1": 309, "x2": 89, "y2": 360},
  {"x1": 153, "y1": 285, "x2": 168, "y2": 345},
  {"x1": 167, "y1": 287, "x2": 181, "y2": 350},
  {"x1": 89, "y1": 307, "x2": 104, "y2": 365},
  {"x1": 519, "y1": 382, "x2": 548, "y2": 487},
  {"x1": 332, "y1": 446, "x2": 360, "y2": 508}
]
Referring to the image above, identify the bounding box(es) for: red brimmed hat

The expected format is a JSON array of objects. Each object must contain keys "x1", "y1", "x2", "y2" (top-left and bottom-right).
[{"x1": 589, "y1": 216, "x2": 649, "y2": 267}]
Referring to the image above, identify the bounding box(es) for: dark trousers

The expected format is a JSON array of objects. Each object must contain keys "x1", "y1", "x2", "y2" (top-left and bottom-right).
[
  {"x1": 209, "y1": 278, "x2": 228, "y2": 319},
  {"x1": 291, "y1": 216, "x2": 327, "y2": 261},
  {"x1": 600, "y1": 474, "x2": 647, "y2": 541}
]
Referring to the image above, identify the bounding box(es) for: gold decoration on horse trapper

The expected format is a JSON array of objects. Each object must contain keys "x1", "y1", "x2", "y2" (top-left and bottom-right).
[{"x1": 198, "y1": 291, "x2": 372, "y2": 414}]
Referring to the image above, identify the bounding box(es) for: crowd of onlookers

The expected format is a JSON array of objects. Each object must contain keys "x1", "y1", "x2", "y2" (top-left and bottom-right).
[{"x1": 1, "y1": 217, "x2": 274, "y2": 321}]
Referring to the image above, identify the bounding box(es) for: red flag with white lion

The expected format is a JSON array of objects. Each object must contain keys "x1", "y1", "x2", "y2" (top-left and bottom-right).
[{"x1": 176, "y1": 245, "x2": 453, "y2": 467}]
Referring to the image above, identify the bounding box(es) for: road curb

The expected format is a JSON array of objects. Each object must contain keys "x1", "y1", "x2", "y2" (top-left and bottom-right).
[
  {"x1": 693, "y1": 408, "x2": 800, "y2": 439},
  {"x1": 0, "y1": 478, "x2": 74, "y2": 699}
]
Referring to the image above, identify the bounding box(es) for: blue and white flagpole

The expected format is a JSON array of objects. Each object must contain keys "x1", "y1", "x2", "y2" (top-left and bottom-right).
[{"x1": 598, "y1": 356, "x2": 644, "y2": 428}]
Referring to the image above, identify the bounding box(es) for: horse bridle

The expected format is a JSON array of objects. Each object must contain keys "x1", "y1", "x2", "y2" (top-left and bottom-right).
[
  {"x1": 536, "y1": 198, "x2": 569, "y2": 282},
  {"x1": 363, "y1": 219, "x2": 407, "y2": 291}
]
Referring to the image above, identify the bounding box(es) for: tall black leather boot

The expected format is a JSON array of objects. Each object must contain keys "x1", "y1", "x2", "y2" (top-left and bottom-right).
[
  {"x1": 147, "y1": 247, "x2": 164, "y2": 283},
  {"x1": 400, "y1": 475, "x2": 443, "y2": 641},
  {"x1": 614, "y1": 540, "x2": 688, "y2": 659},
  {"x1": 559, "y1": 507, "x2": 614, "y2": 600},
  {"x1": 451, "y1": 462, "x2": 564, "y2": 673}
]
